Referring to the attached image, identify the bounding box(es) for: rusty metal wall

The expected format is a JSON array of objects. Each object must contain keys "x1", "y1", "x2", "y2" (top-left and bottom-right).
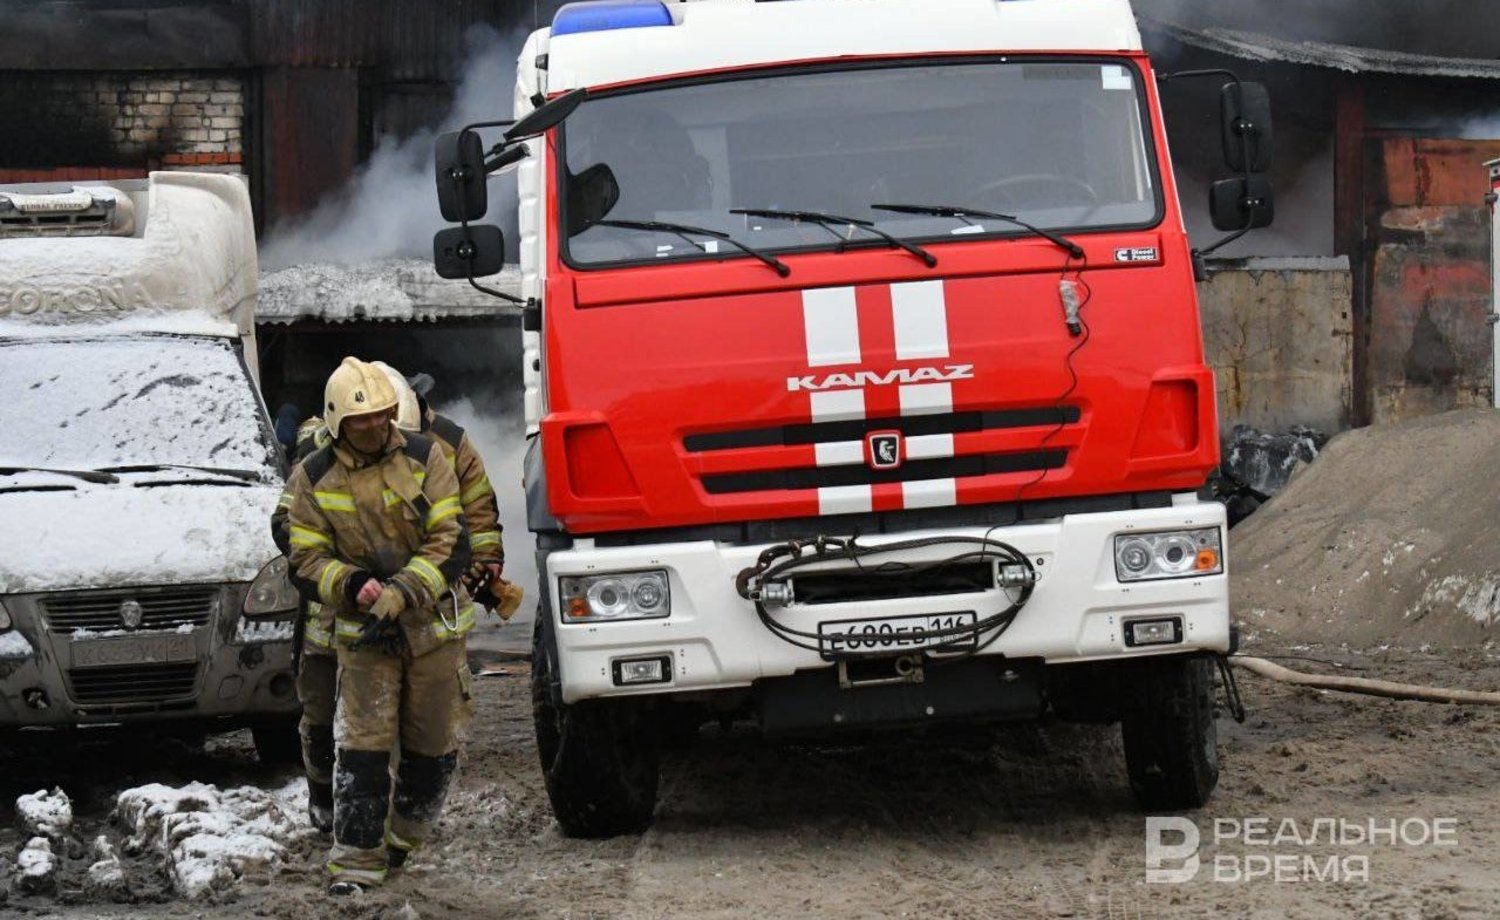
[
  {"x1": 1199, "y1": 259, "x2": 1355, "y2": 435},
  {"x1": 1365, "y1": 137, "x2": 1500, "y2": 424}
]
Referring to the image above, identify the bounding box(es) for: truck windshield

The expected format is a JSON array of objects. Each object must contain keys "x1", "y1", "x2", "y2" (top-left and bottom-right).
[
  {"x1": 0, "y1": 335, "x2": 280, "y2": 478},
  {"x1": 561, "y1": 58, "x2": 1160, "y2": 268}
]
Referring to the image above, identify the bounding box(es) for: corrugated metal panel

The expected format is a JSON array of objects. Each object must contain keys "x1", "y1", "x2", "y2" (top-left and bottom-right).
[{"x1": 251, "y1": 0, "x2": 521, "y2": 81}]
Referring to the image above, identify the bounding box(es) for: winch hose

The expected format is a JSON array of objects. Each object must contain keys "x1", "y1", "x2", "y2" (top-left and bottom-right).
[{"x1": 1232, "y1": 656, "x2": 1500, "y2": 706}]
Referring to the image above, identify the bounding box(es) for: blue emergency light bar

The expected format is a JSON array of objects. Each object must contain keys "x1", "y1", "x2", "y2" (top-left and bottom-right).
[{"x1": 552, "y1": 0, "x2": 674, "y2": 36}]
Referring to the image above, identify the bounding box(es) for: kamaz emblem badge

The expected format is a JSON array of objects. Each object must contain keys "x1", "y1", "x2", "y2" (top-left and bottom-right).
[{"x1": 866, "y1": 431, "x2": 903, "y2": 470}]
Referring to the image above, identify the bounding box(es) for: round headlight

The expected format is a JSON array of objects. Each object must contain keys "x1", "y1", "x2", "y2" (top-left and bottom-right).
[
  {"x1": 633, "y1": 578, "x2": 665, "y2": 611},
  {"x1": 587, "y1": 579, "x2": 630, "y2": 618},
  {"x1": 1118, "y1": 539, "x2": 1153, "y2": 574},
  {"x1": 1155, "y1": 536, "x2": 1198, "y2": 575}
]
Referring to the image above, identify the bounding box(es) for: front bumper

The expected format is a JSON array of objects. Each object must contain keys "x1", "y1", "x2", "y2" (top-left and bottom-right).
[
  {"x1": 547, "y1": 499, "x2": 1229, "y2": 704},
  {"x1": 0, "y1": 584, "x2": 299, "y2": 726}
]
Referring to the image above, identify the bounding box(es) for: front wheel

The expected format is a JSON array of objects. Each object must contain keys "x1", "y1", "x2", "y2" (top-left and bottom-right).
[
  {"x1": 532, "y1": 617, "x2": 660, "y2": 838},
  {"x1": 1121, "y1": 656, "x2": 1219, "y2": 810}
]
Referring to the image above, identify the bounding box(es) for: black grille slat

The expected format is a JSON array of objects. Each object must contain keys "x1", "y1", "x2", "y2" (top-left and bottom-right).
[
  {"x1": 685, "y1": 407, "x2": 1081, "y2": 453},
  {"x1": 66, "y1": 663, "x2": 199, "y2": 704},
  {"x1": 42, "y1": 589, "x2": 216, "y2": 630},
  {"x1": 701, "y1": 450, "x2": 1067, "y2": 495}
]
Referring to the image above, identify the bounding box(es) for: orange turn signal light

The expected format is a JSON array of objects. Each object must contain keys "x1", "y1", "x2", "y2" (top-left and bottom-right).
[
  {"x1": 567, "y1": 597, "x2": 590, "y2": 618},
  {"x1": 1194, "y1": 548, "x2": 1220, "y2": 571}
]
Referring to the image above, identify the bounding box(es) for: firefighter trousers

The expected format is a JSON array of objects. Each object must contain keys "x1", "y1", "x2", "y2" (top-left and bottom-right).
[
  {"x1": 328, "y1": 637, "x2": 474, "y2": 884},
  {"x1": 296, "y1": 650, "x2": 338, "y2": 824}
]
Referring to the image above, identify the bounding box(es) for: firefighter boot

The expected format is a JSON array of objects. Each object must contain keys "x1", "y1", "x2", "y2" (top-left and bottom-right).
[
  {"x1": 387, "y1": 750, "x2": 459, "y2": 870},
  {"x1": 328, "y1": 748, "x2": 391, "y2": 890}
]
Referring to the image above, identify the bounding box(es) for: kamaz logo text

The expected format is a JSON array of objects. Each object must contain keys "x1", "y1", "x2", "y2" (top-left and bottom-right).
[{"x1": 786, "y1": 364, "x2": 974, "y2": 393}]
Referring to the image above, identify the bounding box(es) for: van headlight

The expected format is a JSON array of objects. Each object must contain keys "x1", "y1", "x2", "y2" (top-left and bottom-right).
[
  {"x1": 1114, "y1": 528, "x2": 1222, "y2": 582},
  {"x1": 243, "y1": 556, "x2": 301, "y2": 616},
  {"x1": 560, "y1": 571, "x2": 670, "y2": 622}
]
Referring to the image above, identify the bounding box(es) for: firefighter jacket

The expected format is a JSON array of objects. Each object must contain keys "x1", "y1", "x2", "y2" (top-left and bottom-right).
[
  {"x1": 422, "y1": 409, "x2": 503, "y2": 565},
  {"x1": 284, "y1": 425, "x2": 476, "y2": 658},
  {"x1": 272, "y1": 412, "x2": 502, "y2": 651}
]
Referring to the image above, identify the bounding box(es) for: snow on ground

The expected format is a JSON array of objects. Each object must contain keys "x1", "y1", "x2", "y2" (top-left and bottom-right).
[
  {"x1": 115, "y1": 779, "x2": 309, "y2": 899},
  {"x1": 16, "y1": 788, "x2": 71, "y2": 837},
  {"x1": 16, "y1": 837, "x2": 56, "y2": 893}
]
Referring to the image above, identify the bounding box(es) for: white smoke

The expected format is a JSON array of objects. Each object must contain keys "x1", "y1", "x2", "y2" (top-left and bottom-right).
[{"x1": 259, "y1": 25, "x2": 528, "y2": 270}]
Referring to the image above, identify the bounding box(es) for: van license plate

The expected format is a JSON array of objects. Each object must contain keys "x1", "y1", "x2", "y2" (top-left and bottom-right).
[
  {"x1": 818, "y1": 611, "x2": 977, "y2": 657},
  {"x1": 71, "y1": 635, "x2": 196, "y2": 668}
]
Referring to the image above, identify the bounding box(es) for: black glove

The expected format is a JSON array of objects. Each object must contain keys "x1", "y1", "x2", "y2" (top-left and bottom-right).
[{"x1": 349, "y1": 613, "x2": 405, "y2": 655}]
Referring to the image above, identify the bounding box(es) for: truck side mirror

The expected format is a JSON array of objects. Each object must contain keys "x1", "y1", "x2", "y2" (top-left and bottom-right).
[
  {"x1": 1210, "y1": 175, "x2": 1275, "y2": 232},
  {"x1": 1220, "y1": 81, "x2": 1273, "y2": 173},
  {"x1": 433, "y1": 225, "x2": 505, "y2": 280},
  {"x1": 566, "y1": 162, "x2": 620, "y2": 234},
  {"x1": 435, "y1": 129, "x2": 488, "y2": 223}
]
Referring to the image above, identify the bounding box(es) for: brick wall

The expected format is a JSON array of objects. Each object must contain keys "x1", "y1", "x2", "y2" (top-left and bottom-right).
[{"x1": 0, "y1": 71, "x2": 244, "y2": 181}]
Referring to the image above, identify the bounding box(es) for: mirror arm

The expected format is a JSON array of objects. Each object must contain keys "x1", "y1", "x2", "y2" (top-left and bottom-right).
[{"x1": 456, "y1": 215, "x2": 522, "y2": 304}]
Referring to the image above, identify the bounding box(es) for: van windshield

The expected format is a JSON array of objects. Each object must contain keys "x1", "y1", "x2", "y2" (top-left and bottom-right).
[
  {"x1": 561, "y1": 57, "x2": 1160, "y2": 268},
  {"x1": 0, "y1": 334, "x2": 280, "y2": 477}
]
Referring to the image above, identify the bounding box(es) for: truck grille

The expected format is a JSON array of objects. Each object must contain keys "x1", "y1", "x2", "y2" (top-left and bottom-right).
[
  {"x1": 41, "y1": 588, "x2": 218, "y2": 631},
  {"x1": 702, "y1": 450, "x2": 1066, "y2": 494},
  {"x1": 793, "y1": 561, "x2": 996, "y2": 605},
  {"x1": 65, "y1": 663, "x2": 200, "y2": 705},
  {"x1": 688, "y1": 406, "x2": 1080, "y2": 496},
  {"x1": 684, "y1": 406, "x2": 1080, "y2": 452}
]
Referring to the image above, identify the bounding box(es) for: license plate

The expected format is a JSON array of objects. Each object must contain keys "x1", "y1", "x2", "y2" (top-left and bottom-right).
[
  {"x1": 818, "y1": 611, "x2": 978, "y2": 657},
  {"x1": 71, "y1": 634, "x2": 197, "y2": 668}
]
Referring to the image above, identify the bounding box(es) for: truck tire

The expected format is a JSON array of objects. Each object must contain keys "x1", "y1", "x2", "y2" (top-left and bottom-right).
[
  {"x1": 532, "y1": 617, "x2": 660, "y2": 838},
  {"x1": 251, "y1": 718, "x2": 303, "y2": 766},
  {"x1": 1121, "y1": 655, "x2": 1219, "y2": 810}
]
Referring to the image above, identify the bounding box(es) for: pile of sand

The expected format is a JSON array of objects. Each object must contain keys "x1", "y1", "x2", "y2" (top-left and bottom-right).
[{"x1": 1233, "y1": 408, "x2": 1500, "y2": 648}]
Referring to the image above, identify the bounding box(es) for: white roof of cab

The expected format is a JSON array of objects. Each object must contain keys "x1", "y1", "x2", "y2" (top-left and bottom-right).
[
  {"x1": 544, "y1": 0, "x2": 1144, "y2": 91},
  {"x1": 0, "y1": 172, "x2": 257, "y2": 338}
]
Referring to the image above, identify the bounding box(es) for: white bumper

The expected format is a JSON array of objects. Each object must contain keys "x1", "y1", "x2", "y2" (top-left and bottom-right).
[{"x1": 547, "y1": 499, "x2": 1229, "y2": 703}]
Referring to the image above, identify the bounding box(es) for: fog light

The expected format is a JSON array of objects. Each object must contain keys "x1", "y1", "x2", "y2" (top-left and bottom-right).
[
  {"x1": 611, "y1": 655, "x2": 672, "y2": 686},
  {"x1": 1125, "y1": 617, "x2": 1183, "y2": 647}
]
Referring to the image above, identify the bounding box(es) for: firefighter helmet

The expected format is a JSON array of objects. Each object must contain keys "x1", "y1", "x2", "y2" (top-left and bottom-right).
[
  {"x1": 370, "y1": 361, "x2": 422, "y2": 432},
  {"x1": 324, "y1": 357, "x2": 399, "y2": 438}
]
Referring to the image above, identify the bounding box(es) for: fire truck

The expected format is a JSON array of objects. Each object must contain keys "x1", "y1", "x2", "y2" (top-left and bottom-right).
[{"x1": 434, "y1": 0, "x2": 1275, "y2": 836}]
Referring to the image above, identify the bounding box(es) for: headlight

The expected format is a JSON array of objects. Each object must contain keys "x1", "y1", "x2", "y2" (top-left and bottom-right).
[
  {"x1": 560, "y1": 570, "x2": 670, "y2": 622},
  {"x1": 243, "y1": 556, "x2": 301, "y2": 616},
  {"x1": 1113, "y1": 528, "x2": 1222, "y2": 582}
]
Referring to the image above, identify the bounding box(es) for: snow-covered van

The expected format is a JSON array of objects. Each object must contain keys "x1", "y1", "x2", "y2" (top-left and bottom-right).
[{"x1": 0, "y1": 173, "x2": 301, "y2": 759}]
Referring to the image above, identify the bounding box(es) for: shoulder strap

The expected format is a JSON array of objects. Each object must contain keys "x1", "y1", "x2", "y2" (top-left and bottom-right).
[
  {"x1": 301, "y1": 444, "x2": 335, "y2": 485},
  {"x1": 429, "y1": 414, "x2": 465, "y2": 450}
]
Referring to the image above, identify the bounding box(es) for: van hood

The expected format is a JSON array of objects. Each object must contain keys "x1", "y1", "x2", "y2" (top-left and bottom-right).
[{"x1": 0, "y1": 481, "x2": 281, "y2": 594}]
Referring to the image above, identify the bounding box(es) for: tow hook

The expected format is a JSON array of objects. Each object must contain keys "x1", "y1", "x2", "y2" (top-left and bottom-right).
[{"x1": 838, "y1": 654, "x2": 925, "y2": 689}]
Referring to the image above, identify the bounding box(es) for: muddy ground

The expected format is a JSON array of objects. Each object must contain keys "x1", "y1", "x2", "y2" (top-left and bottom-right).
[{"x1": 2, "y1": 637, "x2": 1499, "y2": 920}]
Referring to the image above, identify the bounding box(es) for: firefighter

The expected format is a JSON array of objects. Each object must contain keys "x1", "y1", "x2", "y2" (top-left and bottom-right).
[
  {"x1": 271, "y1": 365, "x2": 512, "y2": 836},
  {"x1": 283, "y1": 357, "x2": 476, "y2": 894}
]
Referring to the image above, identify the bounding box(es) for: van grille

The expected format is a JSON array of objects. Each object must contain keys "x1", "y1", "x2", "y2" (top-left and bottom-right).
[
  {"x1": 66, "y1": 663, "x2": 200, "y2": 705},
  {"x1": 41, "y1": 588, "x2": 218, "y2": 632}
]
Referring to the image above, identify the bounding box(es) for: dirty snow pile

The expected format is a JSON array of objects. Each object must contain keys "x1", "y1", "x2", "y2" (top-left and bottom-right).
[
  {"x1": 1233, "y1": 408, "x2": 1500, "y2": 647},
  {"x1": 17, "y1": 788, "x2": 73, "y2": 837},
  {"x1": 115, "y1": 779, "x2": 308, "y2": 899}
]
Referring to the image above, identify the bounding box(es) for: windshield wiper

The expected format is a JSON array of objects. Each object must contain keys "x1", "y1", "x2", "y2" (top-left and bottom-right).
[
  {"x1": 594, "y1": 219, "x2": 790, "y2": 277},
  {"x1": 98, "y1": 464, "x2": 264, "y2": 482},
  {"x1": 0, "y1": 465, "x2": 119, "y2": 484},
  {"x1": 871, "y1": 203, "x2": 1084, "y2": 259},
  {"x1": 730, "y1": 208, "x2": 937, "y2": 268}
]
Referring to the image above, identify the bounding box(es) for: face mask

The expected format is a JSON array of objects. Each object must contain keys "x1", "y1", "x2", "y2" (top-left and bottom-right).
[{"x1": 342, "y1": 415, "x2": 390, "y2": 455}]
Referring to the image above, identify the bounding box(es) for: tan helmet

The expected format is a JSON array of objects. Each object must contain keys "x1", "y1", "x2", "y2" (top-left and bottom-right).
[
  {"x1": 370, "y1": 361, "x2": 422, "y2": 432},
  {"x1": 324, "y1": 357, "x2": 399, "y2": 438}
]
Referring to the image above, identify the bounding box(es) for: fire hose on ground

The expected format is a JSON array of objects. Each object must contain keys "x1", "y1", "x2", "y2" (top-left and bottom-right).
[{"x1": 1231, "y1": 656, "x2": 1500, "y2": 706}]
